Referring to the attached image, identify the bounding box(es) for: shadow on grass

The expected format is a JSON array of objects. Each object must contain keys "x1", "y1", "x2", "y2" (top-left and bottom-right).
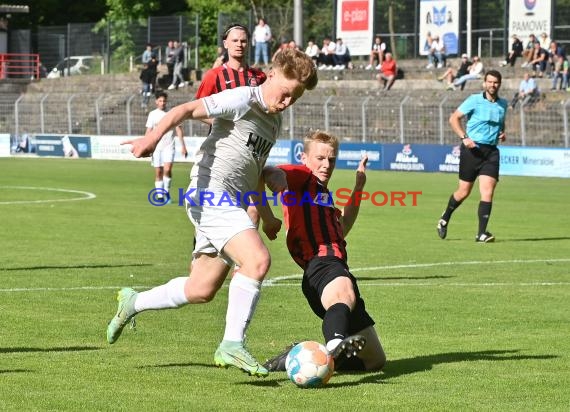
[
  {"x1": 0, "y1": 346, "x2": 101, "y2": 354},
  {"x1": 242, "y1": 349, "x2": 559, "y2": 388},
  {"x1": 499, "y1": 237, "x2": 570, "y2": 242},
  {"x1": 0, "y1": 369, "x2": 33, "y2": 374},
  {"x1": 0, "y1": 263, "x2": 152, "y2": 271}
]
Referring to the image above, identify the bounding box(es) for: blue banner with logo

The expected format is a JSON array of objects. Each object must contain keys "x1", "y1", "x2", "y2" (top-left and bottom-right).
[
  {"x1": 266, "y1": 140, "x2": 304, "y2": 166},
  {"x1": 34, "y1": 135, "x2": 92, "y2": 158},
  {"x1": 338, "y1": 143, "x2": 382, "y2": 170},
  {"x1": 382, "y1": 143, "x2": 450, "y2": 172}
]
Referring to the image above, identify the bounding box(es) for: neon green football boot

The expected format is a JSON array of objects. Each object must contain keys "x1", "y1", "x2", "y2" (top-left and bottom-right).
[
  {"x1": 214, "y1": 340, "x2": 269, "y2": 377},
  {"x1": 106, "y1": 287, "x2": 138, "y2": 344}
]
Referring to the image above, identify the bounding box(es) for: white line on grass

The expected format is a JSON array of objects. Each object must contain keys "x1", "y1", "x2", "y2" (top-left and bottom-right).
[
  {"x1": 1, "y1": 258, "x2": 569, "y2": 292},
  {"x1": 0, "y1": 186, "x2": 96, "y2": 205}
]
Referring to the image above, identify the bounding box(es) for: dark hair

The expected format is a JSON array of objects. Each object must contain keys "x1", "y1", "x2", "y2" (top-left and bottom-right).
[
  {"x1": 485, "y1": 70, "x2": 502, "y2": 83},
  {"x1": 155, "y1": 91, "x2": 168, "y2": 100},
  {"x1": 222, "y1": 23, "x2": 250, "y2": 40}
]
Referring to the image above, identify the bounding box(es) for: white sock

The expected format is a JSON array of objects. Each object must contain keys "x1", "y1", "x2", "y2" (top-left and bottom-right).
[
  {"x1": 163, "y1": 176, "x2": 172, "y2": 194},
  {"x1": 134, "y1": 276, "x2": 188, "y2": 312},
  {"x1": 326, "y1": 338, "x2": 342, "y2": 353},
  {"x1": 222, "y1": 273, "x2": 261, "y2": 342},
  {"x1": 155, "y1": 180, "x2": 164, "y2": 195}
]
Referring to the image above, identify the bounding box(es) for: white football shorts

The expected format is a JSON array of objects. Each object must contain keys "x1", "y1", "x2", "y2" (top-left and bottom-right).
[
  {"x1": 184, "y1": 187, "x2": 256, "y2": 264},
  {"x1": 151, "y1": 143, "x2": 175, "y2": 167}
]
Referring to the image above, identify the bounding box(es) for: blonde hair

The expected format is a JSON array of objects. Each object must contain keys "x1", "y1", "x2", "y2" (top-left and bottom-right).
[
  {"x1": 273, "y1": 48, "x2": 318, "y2": 90},
  {"x1": 303, "y1": 130, "x2": 339, "y2": 154}
]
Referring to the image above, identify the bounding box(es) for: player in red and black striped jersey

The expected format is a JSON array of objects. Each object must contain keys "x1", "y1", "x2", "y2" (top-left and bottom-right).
[
  {"x1": 195, "y1": 23, "x2": 266, "y2": 100},
  {"x1": 262, "y1": 131, "x2": 386, "y2": 372}
]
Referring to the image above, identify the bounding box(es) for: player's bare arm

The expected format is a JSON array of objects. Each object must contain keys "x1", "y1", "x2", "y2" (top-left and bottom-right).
[
  {"x1": 262, "y1": 166, "x2": 289, "y2": 193},
  {"x1": 122, "y1": 100, "x2": 208, "y2": 157},
  {"x1": 340, "y1": 155, "x2": 368, "y2": 236},
  {"x1": 449, "y1": 110, "x2": 477, "y2": 149},
  {"x1": 251, "y1": 178, "x2": 282, "y2": 240}
]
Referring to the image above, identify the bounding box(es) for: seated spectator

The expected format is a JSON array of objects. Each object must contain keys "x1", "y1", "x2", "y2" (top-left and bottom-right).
[
  {"x1": 450, "y1": 56, "x2": 483, "y2": 90},
  {"x1": 551, "y1": 54, "x2": 569, "y2": 91},
  {"x1": 548, "y1": 41, "x2": 566, "y2": 74},
  {"x1": 501, "y1": 34, "x2": 523, "y2": 67},
  {"x1": 333, "y1": 38, "x2": 352, "y2": 69},
  {"x1": 539, "y1": 32, "x2": 551, "y2": 50},
  {"x1": 317, "y1": 37, "x2": 336, "y2": 69},
  {"x1": 439, "y1": 53, "x2": 470, "y2": 88},
  {"x1": 521, "y1": 34, "x2": 539, "y2": 67},
  {"x1": 377, "y1": 52, "x2": 397, "y2": 90},
  {"x1": 366, "y1": 35, "x2": 386, "y2": 69},
  {"x1": 304, "y1": 40, "x2": 320, "y2": 66},
  {"x1": 529, "y1": 41, "x2": 549, "y2": 77},
  {"x1": 511, "y1": 72, "x2": 540, "y2": 109},
  {"x1": 426, "y1": 35, "x2": 446, "y2": 69}
]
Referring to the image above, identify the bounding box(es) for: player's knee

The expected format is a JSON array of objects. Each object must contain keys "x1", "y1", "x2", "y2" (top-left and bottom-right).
[{"x1": 242, "y1": 253, "x2": 271, "y2": 279}]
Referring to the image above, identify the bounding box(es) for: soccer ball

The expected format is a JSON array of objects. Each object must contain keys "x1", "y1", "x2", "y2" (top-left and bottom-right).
[{"x1": 285, "y1": 341, "x2": 334, "y2": 388}]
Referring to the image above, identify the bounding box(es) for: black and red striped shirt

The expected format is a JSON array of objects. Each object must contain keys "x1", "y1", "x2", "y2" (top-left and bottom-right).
[
  {"x1": 278, "y1": 164, "x2": 347, "y2": 269},
  {"x1": 195, "y1": 64, "x2": 267, "y2": 98}
]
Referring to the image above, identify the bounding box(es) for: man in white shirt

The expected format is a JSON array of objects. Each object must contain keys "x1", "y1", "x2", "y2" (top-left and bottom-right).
[{"x1": 253, "y1": 18, "x2": 272, "y2": 67}]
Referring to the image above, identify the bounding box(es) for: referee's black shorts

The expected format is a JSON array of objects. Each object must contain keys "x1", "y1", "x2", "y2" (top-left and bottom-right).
[
  {"x1": 301, "y1": 256, "x2": 375, "y2": 334},
  {"x1": 459, "y1": 143, "x2": 500, "y2": 182}
]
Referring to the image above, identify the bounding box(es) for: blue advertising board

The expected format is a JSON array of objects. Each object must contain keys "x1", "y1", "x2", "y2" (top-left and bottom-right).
[
  {"x1": 266, "y1": 140, "x2": 304, "y2": 166},
  {"x1": 35, "y1": 135, "x2": 92, "y2": 158},
  {"x1": 499, "y1": 146, "x2": 570, "y2": 178},
  {"x1": 338, "y1": 143, "x2": 382, "y2": 170}
]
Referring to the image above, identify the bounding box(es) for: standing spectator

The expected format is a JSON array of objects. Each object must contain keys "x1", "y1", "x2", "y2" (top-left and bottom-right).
[
  {"x1": 305, "y1": 39, "x2": 320, "y2": 66},
  {"x1": 511, "y1": 72, "x2": 539, "y2": 109},
  {"x1": 140, "y1": 63, "x2": 154, "y2": 108},
  {"x1": 500, "y1": 34, "x2": 523, "y2": 67},
  {"x1": 168, "y1": 41, "x2": 185, "y2": 89},
  {"x1": 521, "y1": 34, "x2": 539, "y2": 67},
  {"x1": 437, "y1": 70, "x2": 507, "y2": 243},
  {"x1": 366, "y1": 35, "x2": 386, "y2": 70},
  {"x1": 142, "y1": 43, "x2": 153, "y2": 64},
  {"x1": 146, "y1": 91, "x2": 187, "y2": 203},
  {"x1": 529, "y1": 41, "x2": 549, "y2": 78},
  {"x1": 164, "y1": 40, "x2": 176, "y2": 85},
  {"x1": 439, "y1": 53, "x2": 471, "y2": 88},
  {"x1": 551, "y1": 54, "x2": 569, "y2": 91},
  {"x1": 333, "y1": 38, "x2": 352, "y2": 69},
  {"x1": 253, "y1": 18, "x2": 272, "y2": 68},
  {"x1": 450, "y1": 56, "x2": 484, "y2": 90},
  {"x1": 377, "y1": 52, "x2": 397, "y2": 90}
]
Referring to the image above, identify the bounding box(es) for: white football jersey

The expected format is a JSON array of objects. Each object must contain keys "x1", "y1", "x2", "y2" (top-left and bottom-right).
[
  {"x1": 191, "y1": 86, "x2": 282, "y2": 196},
  {"x1": 146, "y1": 108, "x2": 174, "y2": 152}
]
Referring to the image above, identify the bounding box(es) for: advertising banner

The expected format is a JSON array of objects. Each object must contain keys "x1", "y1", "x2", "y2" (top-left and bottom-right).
[
  {"x1": 509, "y1": 0, "x2": 552, "y2": 45},
  {"x1": 499, "y1": 146, "x2": 570, "y2": 178},
  {"x1": 34, "y1": 135, "x2": 91, "y2": 158},
  {"x1": 0, "y1": 133, "x2": 10, "y2": 157},
  {"x1": 419, "y1": 0, "x2": 460, "y2": 55},
  {"x1": 266, "y1": 140, "x2": 304, "y2": 166},
  {"x1": 336, "y1": 0, "x2": 375, "y2": 56},
  {"x1": 338, "y1": 143, "x2": 382, "y2": 170}
]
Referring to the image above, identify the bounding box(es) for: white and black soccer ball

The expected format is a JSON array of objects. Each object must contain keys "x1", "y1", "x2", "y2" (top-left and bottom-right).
[{"x1": 285, "y1": 341, "x2": 334, "y2": 388}]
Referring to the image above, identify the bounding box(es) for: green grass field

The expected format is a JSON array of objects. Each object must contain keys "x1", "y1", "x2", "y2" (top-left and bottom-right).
[{"x1": 1, "y1": 157, "x2": 569, "y2": 411}]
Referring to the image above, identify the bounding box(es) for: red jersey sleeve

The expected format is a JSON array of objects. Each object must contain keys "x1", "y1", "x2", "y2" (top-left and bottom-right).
[{"x1": 195, "y1": 68, "x2": 218, "y2": 99}]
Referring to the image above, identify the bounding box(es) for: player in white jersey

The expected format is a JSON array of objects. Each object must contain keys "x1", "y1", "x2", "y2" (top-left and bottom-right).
[
  {"x1": 146, "y1": 92, "x2": 186, "y2": 203},
  {"x1": 107, "y1": 48, "x2": 318, "y2": 377}
]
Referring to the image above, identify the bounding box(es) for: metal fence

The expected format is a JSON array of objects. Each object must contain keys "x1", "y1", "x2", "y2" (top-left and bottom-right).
[{"x1": 1, "y1": 91, "x2": 568, "y2": 148}]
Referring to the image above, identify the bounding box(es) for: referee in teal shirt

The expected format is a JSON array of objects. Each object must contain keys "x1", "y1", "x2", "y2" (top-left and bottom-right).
[{"x1": 437, "y1": 70, "x2": 508, "y2": 242}]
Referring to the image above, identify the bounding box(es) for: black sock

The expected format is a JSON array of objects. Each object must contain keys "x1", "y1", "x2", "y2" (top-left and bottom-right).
[
  {"x1": 441, "y1": 194, "x2": 463, "y2": 223},
  {"x1": 478, "y1": 201, "x2": 493, "y2": 235},
  {"x1": 322, "y1": 303, "x2": 351, "y2": 344}
]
